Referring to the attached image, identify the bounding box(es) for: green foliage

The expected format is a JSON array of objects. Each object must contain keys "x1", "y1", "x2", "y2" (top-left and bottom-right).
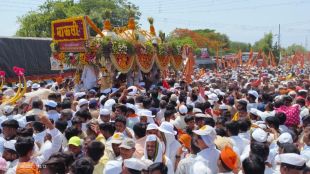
[
  {"x1": 194, "y1": 48, "x2": 202, "y2": 57},
  {"x1": 168, "y1": 37, "x2": 197, "y2": 49},
  {"x1": 253, "y1": 32, "x2": 273, "y2": 53},
  {"x1": 145, "y1": 41, "x2": 155, "y2": 55},
  {"x1": 228, "y1": 41, "x2": 251, "y2": 53},
  {"x1": 112, "y1": 39, "x2": 134, "y2": 56},
  {"x1": 194, "y1": 29, "x2": 230, "y2": 49},
  {"x1": 16, "y1": 0, "x2": 140, "y2": 37},
  {"x1": 158, "y1": 44, "x2": 169, "y2": 56},
  {"x1": 284, "y1": 44, "x2": 307, "y2": 55}
]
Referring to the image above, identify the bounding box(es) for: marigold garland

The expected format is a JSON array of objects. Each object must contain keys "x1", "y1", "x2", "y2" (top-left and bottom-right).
[{"x1": 110, "y1": 53, "x2": 135, "y2": 73}]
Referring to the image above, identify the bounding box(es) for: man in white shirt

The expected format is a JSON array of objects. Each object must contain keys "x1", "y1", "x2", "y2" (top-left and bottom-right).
[
  {"x1": 191, "y1": 125, "x2": 220, "y2": 174},
  {"x1": 6, "y1": 113, "x2": 63, "y2": 174},
  {"x1": 226, "y1": 121, "x2": 248, "y2": 156},
  {"x1": 173, "y1": 105, "x2": 188, "y2": 130},
  {"x1": 45, "y1": 100, "x2": 60, "y2": 122}
]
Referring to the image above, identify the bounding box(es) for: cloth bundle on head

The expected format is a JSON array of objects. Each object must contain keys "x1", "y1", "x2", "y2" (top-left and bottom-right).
[{"x1": 193, "y1": 125, "x2": 217, "y2": 147}]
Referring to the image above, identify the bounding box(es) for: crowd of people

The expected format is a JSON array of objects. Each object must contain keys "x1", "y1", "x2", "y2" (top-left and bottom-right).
[{"x1": 0, "y1": 66, "x2": 309, "y2": 174}]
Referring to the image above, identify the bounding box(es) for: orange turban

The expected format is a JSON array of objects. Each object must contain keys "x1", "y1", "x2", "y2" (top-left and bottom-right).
[
  {"x1": 220, "y1": 146, "x2": 238, "y2": 170},
  {"x1": 178, "y1": 134, "x2": 192, "y2": 149}
]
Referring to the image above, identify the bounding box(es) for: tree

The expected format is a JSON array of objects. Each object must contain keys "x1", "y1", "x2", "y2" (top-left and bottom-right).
[
  {"x1": 253, "y1": 32, "x2": 273, "y2": 54},
  {"x1": 228, "y1": 41, "x2": 251, "y2": 53},
  {"x1": 16, "y1": 0, "x2": 140, "y2": 37},
  {"x1": 284, "y1": 44, "x2": 307, "y2": 55}
]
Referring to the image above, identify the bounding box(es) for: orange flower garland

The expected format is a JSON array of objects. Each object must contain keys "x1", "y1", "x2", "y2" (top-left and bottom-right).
[
  {"x1": 135, "y1": 44, "x2": 155, "y2": 73},
  {"x1": 171, "y1": 55, "x2": 183, "y2": 70},
  {"x1": 110, "y1": 53, "x2": 134, "y2": 73},
  {"x1": 155, "y1": 55, "x2": 170, "y2": 70}
]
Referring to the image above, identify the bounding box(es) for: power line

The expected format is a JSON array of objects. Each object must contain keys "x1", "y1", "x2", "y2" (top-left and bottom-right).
[{"x1": 140, "y1": 0, "x2": 309, "y2": 14}]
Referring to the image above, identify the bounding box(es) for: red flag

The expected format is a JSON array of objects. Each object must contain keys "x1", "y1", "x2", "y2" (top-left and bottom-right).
[{"x1": 162, "y1": 80, "x2": 170, "y2": 89}]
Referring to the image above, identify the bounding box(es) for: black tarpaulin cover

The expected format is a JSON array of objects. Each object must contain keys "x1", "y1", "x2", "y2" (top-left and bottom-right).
[{"x1": 0, "y1": 37, "x2": 57, "y2": 78}]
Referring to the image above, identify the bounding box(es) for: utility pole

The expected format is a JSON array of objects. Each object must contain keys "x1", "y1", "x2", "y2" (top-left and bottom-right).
[{"x1": 278, "y1": 24, "x2": 281, "y2": 61}]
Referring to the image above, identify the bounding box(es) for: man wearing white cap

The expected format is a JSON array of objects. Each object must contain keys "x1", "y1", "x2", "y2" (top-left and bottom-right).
[
  {"x1": 45, "y1": 100, "x2": 60, "y2": 122},
  {"x1": 104, "y1": 138, "x2": 136, "y2": 174},
  {"x1": 158, "y1": 121, "x2": 181, "y2": 171},
  {"x1": 31, "y1": 83, "x2": 40, "y2": 91},
  {"x1": 142, "y1": 135, "x2": 174, "y2": 174},
  {"x1": 240, "y1": 128, "x2": 268, "y2": 162},
  {"x1": 138, "y1": 109, "x2": 155, "y2": 124},
  {"x1": 98, "y1": 108, "x2": 111, "y2": 124},
  {"x1": 247, "y1": 90, "x2": 259, "y2": 112},
  {"x1": 191, "y1": 125, "x2": 220, "y2": 174},
  {"x1": 122, "y1": 158, "x2": 149, "y2": 174},
  {"x1": 146, "y1": 123, "x2": 159, "y2": 135},
  {"x1": 77, "y1": 98, "x2": 89, "y2": 111},
  {"x1": 277, "y1": 153, "x2": 306, "y2": 174},
  {"x1": 2, "y1": 140, "x2": 18, "y2": 168},
  {"x1": 125, "y1": 103, "x2": 139, "y2": 129},
  {"x1": 172, "y1": 105, "x2": 188, "y2": 130}
]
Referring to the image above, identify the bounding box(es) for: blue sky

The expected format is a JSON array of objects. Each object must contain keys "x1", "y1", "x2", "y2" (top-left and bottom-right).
[{"x1": 0, "y1": 0, "x2": 309, "y2": 49}]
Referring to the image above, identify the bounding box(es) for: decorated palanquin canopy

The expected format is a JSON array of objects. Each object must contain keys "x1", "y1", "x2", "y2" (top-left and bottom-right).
[{"x1": 50, "y1": 15, "x2": 187, "y2": 73}]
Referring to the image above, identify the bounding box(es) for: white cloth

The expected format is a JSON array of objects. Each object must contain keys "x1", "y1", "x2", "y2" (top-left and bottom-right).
[
  {"x1": 301, "y1": 145, "x2": 310, "y2": 165},
  {"x1": 34, "y1": 130, "x2": 47, "y2": 145},
  {"x1": 81, "y1": 64, "x2": 97, "y2": 90},
  {"x1": 238, "y1": 131, "x2": 251, "y2": 141},
  {"x1": 279, "y1": 125, "x2": 289, "y2": 133},
  {"x1": 6, "y1": 128, "x2": 63, "y2": 174},
  {"x1": 172, "y1": 115, "x2": 187, "y2": 130},
  {"x1": 156, "y1": 109, "x2": 165, "y2": 124},
  {"x1": 229, "y1": 135, "x2": 248, "y2": 156},
  {"x1": 163, "y1": 133, "x2": 181, "y2": 171},
  {"x1": 47, "y1": 110, "x2": 60, "y2": 122},
  {"x1": 247, "y1": 102, "x2": 258, "y2": 112},
  {"x1": 300, "y1": 106, "x2": 309, "y2": 118},
  {"x1": 142, "y1": 135, "x2": 174, "y2": 174},
  {"x1": 176, "y1": 154, "x2": 197, "y2": 174},
  {"x1": 190, "y1": 147, "x2": 220, "y2": 174},
  {"x1": 127, "y1": 117, "x2": 140, "y2": 129}
]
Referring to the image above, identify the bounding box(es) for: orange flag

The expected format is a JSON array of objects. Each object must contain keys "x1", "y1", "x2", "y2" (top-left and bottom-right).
[
  {"x1": 246, "y1": 48, "x2": 253, "y2": 68},
  {"x1": 183, "y1": 47, "x2": 195, "y2": 83},
  {"x1": 239, "y1": 50, "x2": 243, "y2": 66}
]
